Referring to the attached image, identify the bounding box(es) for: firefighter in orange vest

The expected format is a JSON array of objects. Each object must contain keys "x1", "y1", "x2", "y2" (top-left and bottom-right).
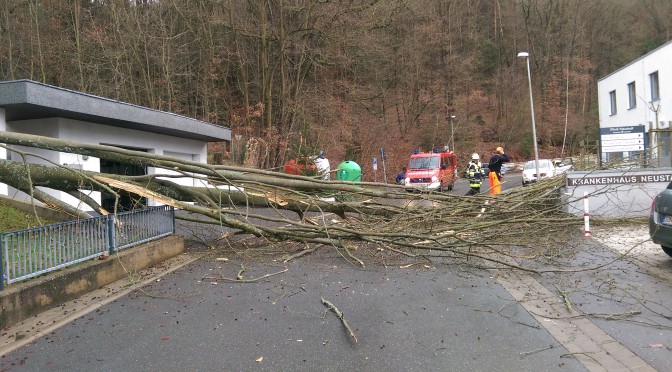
[{"x1": 487, "y1": 146, "x2": 510, "y2": 195}]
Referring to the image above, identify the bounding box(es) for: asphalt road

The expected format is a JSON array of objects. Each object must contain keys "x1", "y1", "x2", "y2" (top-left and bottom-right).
[
  {"x1": 4, "y1": 225, "x2": 671, "y2": 371},
  {"x1": 449, "y1": 170, "x2": 521, "y2": 196},
  {"x1": 1, "y1": 246, "x2": 587, "y2": 372},
  {"x1": 4, "y1": 171, "x2": 672, "y2": 371}
]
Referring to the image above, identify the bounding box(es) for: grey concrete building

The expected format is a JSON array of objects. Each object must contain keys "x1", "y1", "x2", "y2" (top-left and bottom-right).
[{"x1": 0, "y1": 79, "x2": 230, "y2": 211}]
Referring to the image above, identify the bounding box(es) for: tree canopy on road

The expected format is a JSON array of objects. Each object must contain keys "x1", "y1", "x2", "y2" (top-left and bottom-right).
[{"x1": 1, "y1": 131, "x2": 590, "y2": 273}]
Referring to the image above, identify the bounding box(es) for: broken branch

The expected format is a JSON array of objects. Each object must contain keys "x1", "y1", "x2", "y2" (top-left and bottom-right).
[
  {"x1": 321, "y1": 297, "x2": 358, "y2": 343},
  {"x1": 202, "y1": 268, "x2": 288, "y2": 283}
]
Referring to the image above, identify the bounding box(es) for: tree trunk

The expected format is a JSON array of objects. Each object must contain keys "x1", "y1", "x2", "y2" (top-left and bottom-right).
[{"x1": 0, "y1": 131, "x2": 583, "y2": 273}]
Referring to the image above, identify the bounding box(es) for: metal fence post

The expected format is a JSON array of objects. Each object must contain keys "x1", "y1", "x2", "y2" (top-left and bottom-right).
[
  {"x1": 1, "y1": 234, "x2": 4, "y2": 291},
  {"x1": 171, "y1": 206, "x2": 175, "y2": 234},
  {"x1": 107, "y1": 215, "x2": 116, "y2": 254}
]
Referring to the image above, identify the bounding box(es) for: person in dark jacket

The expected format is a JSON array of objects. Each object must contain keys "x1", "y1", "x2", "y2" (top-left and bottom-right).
[
  {"x1": 487, "y1": 146, "x2": 510, "y2": 195},
  {"x1": 395, "y1": 166, "x2": 407, "y2": 184}
]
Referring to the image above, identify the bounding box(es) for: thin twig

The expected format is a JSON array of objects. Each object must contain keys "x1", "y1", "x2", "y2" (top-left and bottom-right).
[
  {"x1": 520, "y1": 344, "x2": 554, "y2": 357},
  {"x1": 202, "y1": 268, "x2": 288, "y2": 283},
  {"x1": 555, "y1": 284, "x2": 574, "y2": 313},
  {"x1": 344, "y1": 246, "x2": 365, "y2": 268},
  {"x1": 321, "y1": 297, "x2": 358, "y2": 343},
  {"x1": 283, "y1": 245, "x2": 319, "y2": 263}
]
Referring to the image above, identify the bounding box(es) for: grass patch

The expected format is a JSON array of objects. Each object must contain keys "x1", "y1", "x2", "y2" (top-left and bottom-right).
[{"x1": 0, "y1": 200, "x2": 59, "y2": 232}]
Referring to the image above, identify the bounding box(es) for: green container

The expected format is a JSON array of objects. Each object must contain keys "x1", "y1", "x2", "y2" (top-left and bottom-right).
[{"x1": 336, "y1": 161, "x2": 362, "y2": 182}]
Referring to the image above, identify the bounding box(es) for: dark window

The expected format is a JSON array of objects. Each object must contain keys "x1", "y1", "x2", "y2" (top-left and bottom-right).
[
  {"x1": 628, "y1": 82, "x2": 636, "y2": 108},
  {"x1": 650, "y1": 71, "x2": 660, "y2": 101},
  {"x1": 441, "y1": 155, "x2": 454, "y2": 167},
  {"x1": 409, "y1": 156, "x2": 440, "y2": 169},
  {"x1": 609, "y1": 90, "x2": 617, "y2": 115}
]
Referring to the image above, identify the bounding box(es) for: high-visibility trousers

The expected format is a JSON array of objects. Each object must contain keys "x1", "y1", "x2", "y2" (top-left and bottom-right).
[{"x1": 489, "y1": 171, "x2": 501, "y2": 195}]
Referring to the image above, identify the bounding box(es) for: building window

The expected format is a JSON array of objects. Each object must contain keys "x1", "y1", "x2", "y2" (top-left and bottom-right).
[
  {"x1": 664, "y1": 130, "x2": 671, "y2": 159},
  {"x1": 609, "y1": 90, "x2": 617, "y2": 115},
  {"x1": 628, "y1": 82, "x2": 636, "y2": 108},
  {"x1": 650, "y1": 71, "x2": 660, "y2": 101}
]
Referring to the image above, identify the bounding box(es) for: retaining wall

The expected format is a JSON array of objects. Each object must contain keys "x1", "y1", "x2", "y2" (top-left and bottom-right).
[{"x1": 0, "y1": 235, "x2": 184, "y2": 328}]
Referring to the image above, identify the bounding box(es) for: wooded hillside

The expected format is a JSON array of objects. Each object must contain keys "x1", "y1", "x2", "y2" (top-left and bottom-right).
[{"x1": 1, "y1": 0, "x2": 670, "y2": 179}]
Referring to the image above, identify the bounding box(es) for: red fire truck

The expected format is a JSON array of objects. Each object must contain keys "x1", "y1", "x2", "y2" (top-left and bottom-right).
[{"x1": 403, "y1": 149, "x2": 457, "y2": 192}]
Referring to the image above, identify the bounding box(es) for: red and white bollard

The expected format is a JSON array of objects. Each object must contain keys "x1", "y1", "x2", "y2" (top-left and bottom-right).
[{"x1": 583, "y1": 191, "x2": 591, "y2": 237}]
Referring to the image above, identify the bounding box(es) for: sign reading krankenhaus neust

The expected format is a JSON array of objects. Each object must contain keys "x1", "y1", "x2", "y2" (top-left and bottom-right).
[{"x1": 567, "y1": 172, "x2": 672, "y2": 186}]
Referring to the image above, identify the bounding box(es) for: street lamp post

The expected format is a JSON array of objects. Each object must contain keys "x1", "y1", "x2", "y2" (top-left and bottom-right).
[
  {"x1": 517, "y1": 52, "x2": 540, "y2": 181},
  {"x1": 450, "y1": 115, "x2": 456, "y2": 153},
  {"x1": 450, "y1": 115, "x2": 457, "y2": 176}
]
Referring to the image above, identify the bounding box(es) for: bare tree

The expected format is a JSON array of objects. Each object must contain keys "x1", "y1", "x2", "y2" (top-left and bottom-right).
[{"x1": 1, "y1": 0, "x2": 671, "y2": 173}]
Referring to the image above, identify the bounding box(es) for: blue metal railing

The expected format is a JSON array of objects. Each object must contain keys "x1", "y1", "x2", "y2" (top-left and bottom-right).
[{"x1": 1, "y1": 206, "x2": 175, "y2": 290}]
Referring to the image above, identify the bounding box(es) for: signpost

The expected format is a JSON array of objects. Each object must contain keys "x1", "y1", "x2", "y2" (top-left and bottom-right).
[
  {"x1": 373, "y1": 157, "x2": 378, "y2": 182},
  {"x1": 380, "y1": 148, "x2": 388, "y2": 183},
  {"x1": 600, "y1": 126, "x2": 645, "y2": 152},
  {"x1": 599, "y1": 125, "x2": 646, "y2": 164}
]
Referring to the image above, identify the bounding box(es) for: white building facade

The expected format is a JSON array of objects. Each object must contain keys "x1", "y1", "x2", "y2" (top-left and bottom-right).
[
  {"x1": 598, "y1": 40, "x2": 672, "y2": 166},
  {"x1": 0, "y1": 80, "x2": 230, "y2": 212}
]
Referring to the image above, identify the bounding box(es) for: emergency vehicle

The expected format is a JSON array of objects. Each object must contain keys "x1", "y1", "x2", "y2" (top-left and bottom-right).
[{"x1": 404, "y1": 149, "x2": 457, "y2": 192}]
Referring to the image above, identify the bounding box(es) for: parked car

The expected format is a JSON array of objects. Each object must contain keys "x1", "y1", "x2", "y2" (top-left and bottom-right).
[
  {"x1": 649, "y1": 186, "x2": 672, "y2": 257},
  {"x1": 521, "y1": 159, "x2": 556, "y2": 186},
  {"x1": 553, "y1": 158, "x2": 573, "y2": 174}
]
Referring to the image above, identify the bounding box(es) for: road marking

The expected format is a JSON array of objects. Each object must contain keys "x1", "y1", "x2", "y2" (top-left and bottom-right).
[
  {"x1": 494, "y1": 268, "x2": 655, "y2": 371},
  {"x1": 0, "y1": 252, "x2": 202, "y2": 357}
]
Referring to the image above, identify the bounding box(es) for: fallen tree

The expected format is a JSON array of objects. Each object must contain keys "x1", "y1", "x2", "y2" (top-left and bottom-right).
[{"x1": 0, "y1": 132, "x2": 593, "y2": 272}]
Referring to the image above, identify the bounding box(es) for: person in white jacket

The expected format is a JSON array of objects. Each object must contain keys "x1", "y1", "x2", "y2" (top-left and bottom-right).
[{"x1": 314, "y1": 151, "x2": 331, "y2": 180}]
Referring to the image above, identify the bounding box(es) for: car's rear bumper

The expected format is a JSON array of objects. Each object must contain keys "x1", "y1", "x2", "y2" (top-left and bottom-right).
[{"x1": 650, "y1": 211, "x2": 672, "y2": 247}]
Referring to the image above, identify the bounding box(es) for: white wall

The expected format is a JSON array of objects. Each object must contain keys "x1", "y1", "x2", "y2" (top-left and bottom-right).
[
  {"x1": 58, "y1": 118, "x2": 207, "y2": 157},
  {"x1": 563, "y1": 169, "x2": 669, "y2": 217},
  {"x1": 5, "y1": 117, "x2": 208, "y2": 211},
  {"x1": 598, "y1": 41, "x2": 672, "y2": 161},
  {"x1": 6, "y1": 118, "x2": 61, "y2": 166},
  {"x1": 4, "y1": 119, "x2": 67, "y2": 205},
  {"x1": 161, "y1": 150, "x2": 199, "y2": 187},
  {"x1": 60, "y1": 118, "x2": 207, "y2": 208}
]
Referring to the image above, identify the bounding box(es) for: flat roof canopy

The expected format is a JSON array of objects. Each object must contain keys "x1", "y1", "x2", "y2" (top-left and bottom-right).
[{"x1": 0, "y1": 80, "x2": 230, "y2": 142}]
